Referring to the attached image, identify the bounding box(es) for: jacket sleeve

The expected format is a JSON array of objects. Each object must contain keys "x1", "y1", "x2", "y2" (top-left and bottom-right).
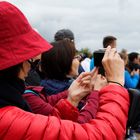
[
  {"x1": 23, "y1": 90, "x2": 99, "y2": 123},
  {"x1": 44, "y1": 90, "x2": 68, "y2": 106},
  {"x1": 125, "y1": 70, "x2": 139, "y2": 88},
  {"x1": 0, "y1": 84, "x2": 129, "y2": 140},
  {"x1": 54, "y1": 99, "x2": 79, "y2": 121},
  {"x1": 77, "y1": 91, "x2": 99, "y2": 123},
  {"x1": 23, "y1": 93, "x2": 79, "y2": 121}
]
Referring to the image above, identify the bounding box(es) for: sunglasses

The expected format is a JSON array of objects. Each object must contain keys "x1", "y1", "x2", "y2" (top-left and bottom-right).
[{"x1": 28, "y1": 59, "x2": 41, "y2": 69}]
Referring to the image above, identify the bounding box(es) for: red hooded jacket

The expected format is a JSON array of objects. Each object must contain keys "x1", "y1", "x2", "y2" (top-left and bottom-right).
[{"x1": 0, "y1": 85, "x2": 129, "y2": 140}]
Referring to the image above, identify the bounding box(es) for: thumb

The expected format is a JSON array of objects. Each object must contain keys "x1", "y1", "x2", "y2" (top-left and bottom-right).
[
  {"x1": 90, "y1": 67, "x2": 98, "y2": 78},
  {"x1": 76, "y1": 72, "x2": 91, "y2": 83}
]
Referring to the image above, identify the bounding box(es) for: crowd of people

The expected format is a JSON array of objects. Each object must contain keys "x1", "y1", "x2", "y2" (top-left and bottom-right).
[
  {"x1": 80, "y1": 36, "x2": 140, "y2": 91},
  {"x1": 0, "y1": 1, "x2": 140, "y2": 140}
]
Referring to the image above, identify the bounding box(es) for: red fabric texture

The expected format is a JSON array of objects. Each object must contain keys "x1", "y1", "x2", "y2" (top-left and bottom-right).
[
  {"x1": 78, "y1": 91, "x2": 99, "y2": 123},
  {"x1": 54, "y1": 99, "x2": 79, "y2": 121},
  {"x1": 0, "y1": 2, "x2": 52, "y2": 70},
  {"x1": 23, "y1": 89, "x2": 99, "y2": 123},
  {"x1": 0, "y1": 85, "x2": 129, "y2": 140}
]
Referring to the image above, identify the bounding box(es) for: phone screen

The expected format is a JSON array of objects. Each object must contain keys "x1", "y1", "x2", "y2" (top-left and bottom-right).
[{"x1": 93, "y1": 49, "x2": 105, "y2": 76}]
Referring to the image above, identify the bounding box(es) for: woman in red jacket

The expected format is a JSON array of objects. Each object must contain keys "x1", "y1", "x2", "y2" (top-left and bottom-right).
[{"x1": 0, "y1": 2, "x2": 129, "y2": 140}]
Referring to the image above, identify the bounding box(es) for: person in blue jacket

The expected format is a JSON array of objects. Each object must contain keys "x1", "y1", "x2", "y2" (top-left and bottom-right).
[
  {"x1": 125, "y1": 69, "x2": 139, "y2": 88},
  {"x1": 120, "y1": 51, "x2": 140, "y2": 89}
]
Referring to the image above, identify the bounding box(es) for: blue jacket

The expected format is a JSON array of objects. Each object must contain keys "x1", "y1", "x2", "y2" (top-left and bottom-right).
[{"x1": 125, "y1": 70, "x2": 140, "y2": 89}]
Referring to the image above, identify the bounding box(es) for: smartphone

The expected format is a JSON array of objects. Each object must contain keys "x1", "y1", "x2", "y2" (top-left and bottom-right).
[
  {"x1": 93, "y1": 49, "x2": 105, "y2": 76},
  {"x1": 93, "y1": 49, "x2": 105, "y2": 67}
]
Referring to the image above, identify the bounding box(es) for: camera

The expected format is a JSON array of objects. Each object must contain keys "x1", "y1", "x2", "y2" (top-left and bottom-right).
[
  {"x1": 93, "y1": 49, "x2": 105, "y2": 67},
  {"x1": 93, "y1": 49, "x2": 105, "y2": 75}
]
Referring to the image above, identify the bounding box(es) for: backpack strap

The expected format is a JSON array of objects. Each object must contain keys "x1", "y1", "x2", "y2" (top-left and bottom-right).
[
  {"x1": 26, "y1": 86, "x2": 44, "y2": 92},
  {"x1": 24, "y1": 89, "x2": 40, "y2": 96},
  {"x1": 24, "y1": 86, "x2": 44, "y2": 96}
]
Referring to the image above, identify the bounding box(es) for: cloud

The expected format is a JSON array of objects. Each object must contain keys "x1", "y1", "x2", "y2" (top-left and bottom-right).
[{"x1": 6, "y1": 0, "x2": 140, "y2": 52}]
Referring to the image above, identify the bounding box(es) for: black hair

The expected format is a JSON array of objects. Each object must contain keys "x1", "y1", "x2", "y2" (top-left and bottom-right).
[
  {"x1": 41, "y1": 39, "x2": 76, "y2": 80},
  {"x1": 103, "y1": 36, "x2": 117, "y2": 48},
  {"x1": 128, "y1": 52, "x2": 139, "y2": 62},
  {"x1": 0, "y1": 63, "x2": 23, "y2": 80}
]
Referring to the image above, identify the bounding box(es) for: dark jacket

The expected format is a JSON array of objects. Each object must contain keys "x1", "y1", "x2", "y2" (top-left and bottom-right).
[{"x1": 40, "y1": 78, "x2": 73, "y2": 96}]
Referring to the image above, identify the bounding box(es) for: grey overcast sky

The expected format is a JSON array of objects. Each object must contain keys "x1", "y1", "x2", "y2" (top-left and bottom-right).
[{"x1": 6, "y1": 0, "x2": 140, "y2": 52}]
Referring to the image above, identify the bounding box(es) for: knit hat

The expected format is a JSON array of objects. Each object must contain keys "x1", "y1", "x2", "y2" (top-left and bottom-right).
[{"x1": 54, "y1": 29, "x2": 74, "y2": 41}]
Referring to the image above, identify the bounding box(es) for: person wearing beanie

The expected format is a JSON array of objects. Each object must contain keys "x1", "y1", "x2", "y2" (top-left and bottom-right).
[{"x1": 54, "y1": 28, "x2": 85, "y2": 74}]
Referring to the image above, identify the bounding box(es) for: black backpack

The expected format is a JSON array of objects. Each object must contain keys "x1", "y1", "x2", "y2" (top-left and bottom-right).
[{"x1": 126, "y1": 88, "x2": 140, "y2": 137}]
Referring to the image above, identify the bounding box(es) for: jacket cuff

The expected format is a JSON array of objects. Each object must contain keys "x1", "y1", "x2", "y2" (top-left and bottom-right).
[
  {"x1": 55, "y1": 99, "x2": 79, "y2": 121},
  {"x1": 100, "y1": 84, "x2": 128, "y2": 96}
]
